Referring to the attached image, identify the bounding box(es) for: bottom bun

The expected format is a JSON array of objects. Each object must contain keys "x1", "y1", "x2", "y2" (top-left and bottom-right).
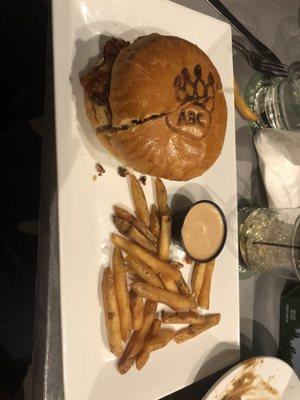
[
  {"x1": 108, "y1": 103, "x2": 226, "y2": 181},
  {"x1": 96, "y1": 131, "x2": 119, "y2": 159}
]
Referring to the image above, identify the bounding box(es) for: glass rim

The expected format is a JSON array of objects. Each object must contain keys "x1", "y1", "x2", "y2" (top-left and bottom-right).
[{"x1": 292, "y1": 214, "x2": 300, "y2": 280}]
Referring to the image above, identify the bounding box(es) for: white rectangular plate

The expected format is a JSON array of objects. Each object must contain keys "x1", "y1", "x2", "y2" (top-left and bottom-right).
[{"x1": 52, "y1": 0, "x2": 240, "y2": 399}]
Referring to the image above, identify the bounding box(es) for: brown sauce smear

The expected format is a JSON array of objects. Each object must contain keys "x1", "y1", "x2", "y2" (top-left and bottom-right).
[{"x1": 220, "y1": 359, "x2": 280, "y2": 400}]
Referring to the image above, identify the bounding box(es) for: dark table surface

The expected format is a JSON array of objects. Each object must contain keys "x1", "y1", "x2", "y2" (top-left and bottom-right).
[{"x1": 28, "y1": 0, "x2": 300, "y2": 399}]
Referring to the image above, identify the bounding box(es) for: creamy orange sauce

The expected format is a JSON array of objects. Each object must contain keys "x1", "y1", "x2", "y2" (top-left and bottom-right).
[{"x1": 181, "y1": 202, "x2": 224, "y2": 260}]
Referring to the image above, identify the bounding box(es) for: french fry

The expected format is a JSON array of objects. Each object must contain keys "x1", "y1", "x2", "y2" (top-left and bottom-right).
[
  {"x1": 114, "y1": 206, "x2": 158, "y2": 243},
  {"x1": 131, "y1": 282, "x2": 195, "y2": 311},
  {"x1": 129, "y1": 289, "x2": 144, "y2": 331},
  {"x1": 161, "y1": 310, "x2": 205, "y2": 325},
  {"x1": 129, "y1": 300, "x2": 157, "y2": 357},
  {"x1": 198, "y1": 260, "x2": 215, "y2": 309},
  {"x1": 158, "y1": 215, "x2": 171, "y2": 261},
  {"x1": 135, "y1": 348, "x2": 150, "y2": 371},
  {"x1": 148, "y1": 318, "x2": 161, "y2": 337},
  {"x1": 125, "y1": 263, "x2": 135, "y2": 274},
  {"x1": 117, "y1": 300, "x2": 157, "y2": 374},
  {"x1": 136, "y1": 328, "x2": 174, "y2": 370},
  {"x1": 191, "y1": 262, "x2": 206, "y2": 301},
  {"x1": 127, "y1": 275, "x2": 143, "y2": 285},
  {"x1": 112, "y1": 215, "x2": 131, "y2": 235},
  {"x1": 128, "y1": 226, "x2": 157, "y2": 253},
  {"x1": 117, "y1": 331, "x2": 138, "y2": 374},
  {"x1": 125, "y1": 257, "x2": 164, "y2": 288},
  {"x1": 149, "y1": 204, "x2": 160, "y2": 238},
  {"x1": 130, "y1": 174, "x2": 150, "y2": 225},
  {"x1": 234, "y1": 78, "x2": 258, "y2": 121},
  {"x1": 160, "y1": 274, "x2": 179, "y2": 293},
  {"x1": 170, "y1": 261, "x2": 184, "y2": 269},
  {"x1": 113, "y1": 206, "x2": 133, "y2": 222},
  {"x1": 112, "y1": 247, "x2": 132, "y2": 342},
  {"x1": 135, "y1": 318, "x2": 161, "y2": 370},
  {"x1": 133, "y1": 218, "x2": 158, "y2": 243},
  {"x1": 158, "y1": 214, "x2": 178, "y2": 293},
  {"x1": 176, "y1": 272, "x2": 197, "y2": 310},
  {"x1": 144, "y1": 328, "x2": 174, "y2": 352},
  {"x1": 102, "y1": 267, "x2": 123, "y2": 357},
  {"x1": 174, "y1": 314, "x2": 221, "y2": 344},
  {"x1": 136, "y1": 321, "x2": 169, "y2": 370},
  {"x1": 125, "y1": 265, "x2": 141, "y2": 282},
  {"x1": 155, "y1": 178, "x2": 169, "y2": 216},
  {"x1": 112, "y1": 234, "x2": 181, "y2": 281}
]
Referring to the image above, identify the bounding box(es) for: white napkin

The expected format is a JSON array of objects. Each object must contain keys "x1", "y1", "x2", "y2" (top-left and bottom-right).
[{"x1": 254, "y1": 128, "x2": 300, "y2": 208}]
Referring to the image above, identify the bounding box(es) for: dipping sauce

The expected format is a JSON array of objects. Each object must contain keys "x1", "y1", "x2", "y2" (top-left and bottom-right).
[{"x1": 181, "y1": 202, "x2": 225, "y2": 261}]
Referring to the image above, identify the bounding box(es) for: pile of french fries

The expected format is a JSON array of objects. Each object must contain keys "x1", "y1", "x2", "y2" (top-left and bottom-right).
[{"x1": 102, "y1": 175, "x2": 221, "y2": 373}]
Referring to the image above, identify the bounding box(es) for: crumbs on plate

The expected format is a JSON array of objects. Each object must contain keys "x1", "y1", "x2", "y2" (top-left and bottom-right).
[
  {"x1": 117, "y1": 166, "x2": 129, "y2": 177},
  {"x1": 95, "y1": 163, "x2": 105, "y2": 176},
  {"x1": 139, "y1": 175, "x2": 147, "y2": 185}
]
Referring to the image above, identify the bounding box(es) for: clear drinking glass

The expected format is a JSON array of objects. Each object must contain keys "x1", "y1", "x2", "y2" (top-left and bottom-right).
[
  {"x1": 253, "y1": 62, "x2": 300, "y2": 131},
  {"x1": 239, "y1": 207, "x2": 300, "y2": 280}
]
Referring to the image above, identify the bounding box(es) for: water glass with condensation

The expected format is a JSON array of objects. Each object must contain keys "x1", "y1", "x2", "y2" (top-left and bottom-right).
[
  {"x1": 254, "y1": 62, "x2": 300, "y2": 131},
  {"x1": 239, "y1": 207, "x2": 300, "y2": 280}
]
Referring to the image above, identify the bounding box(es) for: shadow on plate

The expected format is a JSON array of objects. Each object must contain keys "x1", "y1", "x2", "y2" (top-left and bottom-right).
[
  {"x1": 191, "y1": 342, "x2": 239, "y2": 383},
  {"x1": 168, "y1": 183, "x2": 213, "y2": 216},
  {"x1": 162, "y1": 342, "x2": 239, "y2": 400}
]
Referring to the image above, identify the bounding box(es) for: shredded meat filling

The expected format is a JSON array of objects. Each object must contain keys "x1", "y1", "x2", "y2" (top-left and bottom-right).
[
  {"x1": 81, "y1": 37, "x2": 178, "y2": 131},
  {"x1": 80, "y1": 38, "x2": 129, "y2": 106}
]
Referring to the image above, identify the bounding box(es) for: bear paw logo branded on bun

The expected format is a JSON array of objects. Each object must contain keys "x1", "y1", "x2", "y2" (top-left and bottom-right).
[
  {"x1": 81, "y1": 33, "x2": 227, "y2": 181},
  {"x1": 165, "y1": 65, "x2": 216, "y2": 141},
  {"x1": 173, "y1": 65, "x2": 215, "y2": 111}
]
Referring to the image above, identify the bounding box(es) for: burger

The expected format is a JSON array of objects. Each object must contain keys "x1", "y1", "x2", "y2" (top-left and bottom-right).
[{"x1": 80, "y1": 33, "x2": 227, "y2": 181}]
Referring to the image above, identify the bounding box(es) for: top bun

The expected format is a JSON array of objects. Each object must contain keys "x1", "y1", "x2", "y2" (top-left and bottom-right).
[{"x1": 109, "y1": 33, "x2": 220, "y2": 128}]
